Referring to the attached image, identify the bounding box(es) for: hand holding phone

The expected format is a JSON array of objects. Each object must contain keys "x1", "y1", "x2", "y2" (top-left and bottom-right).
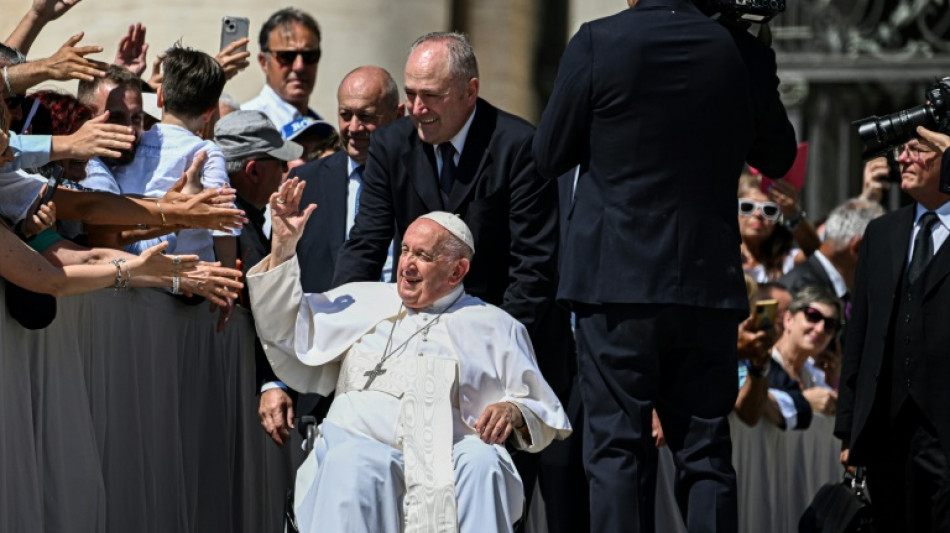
[
  {"x1": 220, "y1": 16, "x2": 250, "y2": 53},
  {"x1": 753, "y1": 299, "x2": 778, "y2": 331}
]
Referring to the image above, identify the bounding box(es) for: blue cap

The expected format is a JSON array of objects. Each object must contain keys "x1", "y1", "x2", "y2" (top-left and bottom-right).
[{"x1": 280, "y1": 116, "x2": 335, "y2": 141}]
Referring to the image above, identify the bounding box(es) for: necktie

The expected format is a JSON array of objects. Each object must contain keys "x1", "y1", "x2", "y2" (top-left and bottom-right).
[
  {"x1": 438, "y1": 143, "x2": 456, "y2": 196},
  {"x1": 908, "y1": 211, "x2": 939, "y2": 284}
]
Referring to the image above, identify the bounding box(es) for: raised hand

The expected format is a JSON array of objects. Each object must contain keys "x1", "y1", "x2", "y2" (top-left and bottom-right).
[
  {"x1": 38, "y1": 33, "x2": 105, "y2": 82},
  {"x1": 114, "y1": 23, "x2": 149, "y2": 76},
  {"x1": 270, "y1": 177, "x2": 316, "y2": 263},
  {"x1": 29, "y1": 0, "x2": 82, "y2": 22},
  {"x1": 215, "y1": 38, "x2": 251, "y2": 80}
]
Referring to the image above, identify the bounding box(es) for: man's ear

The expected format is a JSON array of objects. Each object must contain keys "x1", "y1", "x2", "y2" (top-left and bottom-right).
[
  {"x1": 157, "y1": 86, "x2": 164, "y2": 108},
  {"x1": 395, "y1": 103, "x2": 406, "y2": 119},
  {"x1": 449, "y1": 257, "x2": 471, "y2": 285},
  {"x1": 465, "y1": 78, "x2": 479, "y2": 107},
  {"x1": 258, "y1": 52, "x2": 268, "y2": 70}
]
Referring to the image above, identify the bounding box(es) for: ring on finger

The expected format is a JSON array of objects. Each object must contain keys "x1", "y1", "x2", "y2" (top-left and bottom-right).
[
  {"x1": 173, "y1": 255, "x2": 181, "y2": 265},
  {"x1": 276, "y1": 198, "x2": 286, "y2": 204}
]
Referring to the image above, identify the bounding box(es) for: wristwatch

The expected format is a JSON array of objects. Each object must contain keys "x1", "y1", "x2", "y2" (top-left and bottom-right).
[{"x1": 783, "y1": 208, "x2": 805, "y2": 230}]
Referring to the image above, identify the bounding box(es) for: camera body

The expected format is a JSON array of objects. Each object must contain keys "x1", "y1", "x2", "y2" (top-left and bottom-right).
[
  {"x1": 715, "y1": 0, "x2": 786, "y2": 24},
  {"x1": 855, "y1": 78, "x2": 950, "y2": 161}
]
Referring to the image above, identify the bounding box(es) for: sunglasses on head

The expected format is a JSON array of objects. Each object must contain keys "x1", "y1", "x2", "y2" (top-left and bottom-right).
[
  {"x1": 801, "y1": 306, "x2": 840, "y2": 333},
  {"x1": 267, "y1": 49, "x2": 320, "y2": 66},
  {"x1": 738, "y1": 198, "x2": 781, "y2": 221}
]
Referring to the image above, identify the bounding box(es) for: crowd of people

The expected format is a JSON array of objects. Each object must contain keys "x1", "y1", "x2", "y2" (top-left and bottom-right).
[{"x1": 4, "y1": 0, "x2": 950, "y2": 531}]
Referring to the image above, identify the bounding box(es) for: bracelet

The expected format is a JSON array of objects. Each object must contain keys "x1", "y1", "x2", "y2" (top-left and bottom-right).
[
  {"x1": 153, "y1": 200, "x2": 167, "y2": 226},
  {"x1": 2, "y1": 66, "x2": 14, "y2": 97},
  {"x1": 109, "y1": 259, "x2": 124, "y2": 291},
  {"x1": 171, "y1": 275, "x2": 181, "y2": 295}
]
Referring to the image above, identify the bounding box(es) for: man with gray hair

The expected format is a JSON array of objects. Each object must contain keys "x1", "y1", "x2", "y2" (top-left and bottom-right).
[
  {"x1": 249, "y1": 182, "x2": 571, "y2": 532},
  {"x1": 779, "y1": 198, "x2": 887, "y2": 313}
]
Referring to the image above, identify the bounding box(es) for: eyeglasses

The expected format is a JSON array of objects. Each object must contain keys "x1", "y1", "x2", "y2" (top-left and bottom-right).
[
  {"x1": 801, "y1": 306, "x2": 840, "y2": 333},
  {"x1": 738, "y1": 199, "x2": 781, "y2": 221},
  {"x1": 900, "y1": 141, "x2": 936, "y2": 164},
  {"x1": 266, "y1": 49, "x2": 320, "y2": 66}
]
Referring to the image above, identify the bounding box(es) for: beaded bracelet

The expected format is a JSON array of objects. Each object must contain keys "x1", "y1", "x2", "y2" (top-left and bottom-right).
[
  {"x1": 119, "y1": 259, "x2": 131, "y2": 289},
  {"x1": 171, "y1": 275, "x2": 181, "y2": 295}
]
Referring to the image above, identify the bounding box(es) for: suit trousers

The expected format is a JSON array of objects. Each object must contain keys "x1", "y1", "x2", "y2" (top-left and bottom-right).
[
  {"x1": 573, "y1": 303, "x2": 739, "y2": 533},
  {"x1": 867, "y1": 400, "x2": 950, "y2": 533}
]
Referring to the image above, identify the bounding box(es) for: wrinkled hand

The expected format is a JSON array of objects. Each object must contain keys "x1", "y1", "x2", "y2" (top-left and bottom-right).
[
  {"x1": 259, "y1": 388, "x2": 295, "y2": 447},
  {"x1": 21, "y1": 198, "x2": 56, "y2": 238},
  {"x1": 475, "y1": 402, "x2": 525, "y2": 445},
  {"x1": 114, "y1": 23, "x2": 149, "y2": 76},
  {"x1": 39, "y1": 33, "x2": 105, "y2": 82},
  {"x1": 62, "y1": 112, "x2": 134, "y2": 159},
  {"x1": 917, "y1": 125, "x2": 950, "y2": 155},
  {"x1": 803, "y1": 387, "x2": 837, "y2": 416},
  {"x1": 134, "y1": 241, "x2": 199, "y2": 278},
  {"x1": 737, "y1": 316, "x2": 774, "y2": 366},
  {"x1": 146, "y1": 51, "x2": 167, "y2": 92},
  {"x1": 215, "y1": 38, "x2": 251, "y2": 80},
  {"x1": 179, "y1": 262, "x2": 243, "y2": 308},
  {"x1": 30, "y1": 0, "x2": 81, "y2": 22},
  {"x1": 859, "y1": 157, "x2": 890, "y2": 203},
  {"x1": 270, "y1": 177, "x2": 316, "y2": 262},
  {"x1": 651, "y1": 408, "x2": 666, "y2": 448},
  {"x1": 765, "y1": 179, "x2": 800, "y2": 218}
]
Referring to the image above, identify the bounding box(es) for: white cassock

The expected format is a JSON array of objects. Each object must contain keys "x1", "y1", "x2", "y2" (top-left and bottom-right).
[{"x1": 247, "y1": 257, "x2": 572, "y2": 533}]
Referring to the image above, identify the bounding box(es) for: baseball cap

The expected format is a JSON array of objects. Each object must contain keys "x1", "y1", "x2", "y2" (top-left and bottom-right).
[
  {"x1": 280, "y1": 116, "x2": 335, "y2": 141},
  {"x1": 215, "y1": 110, "x2": 303, "y2": 161}
]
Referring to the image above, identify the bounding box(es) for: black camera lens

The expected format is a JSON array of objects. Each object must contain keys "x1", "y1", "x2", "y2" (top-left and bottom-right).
[{"x1": 855, "y1": 104, "x2": 937, "y2": 160}]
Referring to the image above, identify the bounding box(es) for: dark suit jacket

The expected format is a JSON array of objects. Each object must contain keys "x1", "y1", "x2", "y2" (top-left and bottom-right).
[
  {"x1": 292, "y1": 151, "x2": 350, "y2": 294},
  {"x1": 332, "y1": 99, "x2": 568, "y2": 391},
  {"x1": 532, "y1": 0, "x2": 796, "y2": 309},
  {"x1": 777, "y1": 254, "x2": 835, "y2": 296},
  {"x1": 836, "y1": 205, "x2": 950, "y2": 463}
]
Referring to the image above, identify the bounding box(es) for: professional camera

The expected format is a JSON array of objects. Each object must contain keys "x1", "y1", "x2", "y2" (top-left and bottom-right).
[
  {"x1": 713, "y1": 0, "x2": 786, "y2": 24},
  {"x1": 855, "y1": 77, "x2": 950, "y2": 161}
]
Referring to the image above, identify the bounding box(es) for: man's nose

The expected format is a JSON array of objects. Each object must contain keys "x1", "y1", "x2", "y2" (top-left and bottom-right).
[{"x1": 292, "y1": 53, "x2": 307, "y2": 71}]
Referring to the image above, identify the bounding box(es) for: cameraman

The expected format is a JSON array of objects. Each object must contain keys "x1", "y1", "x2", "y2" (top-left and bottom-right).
[
  {"x1": 532, "y1": 0, "x2": 796, "y2": 531},
  {"x1": 836, "y1": 124, "x2": 950, "y2": 531}
]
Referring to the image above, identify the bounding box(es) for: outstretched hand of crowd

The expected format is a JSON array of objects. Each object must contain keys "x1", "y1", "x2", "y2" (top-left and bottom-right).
[
  {"x1": 164, "y1": 152, "x2": 248, "y2": 231},
  {"x1": 39, "y1": 32, "x2": 106, "y2": 82}
]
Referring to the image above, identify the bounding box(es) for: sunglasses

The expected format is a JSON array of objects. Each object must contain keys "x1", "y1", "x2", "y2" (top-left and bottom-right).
[
  {"x1": 738, "y1": 198, "x2": 781, "y2": 221},
  {"x1": 801, "y1": 306, "x2": 840, "y2": 333},
  {"x1": 267, "y1": 49, "x2": 320, "y2": 66}
]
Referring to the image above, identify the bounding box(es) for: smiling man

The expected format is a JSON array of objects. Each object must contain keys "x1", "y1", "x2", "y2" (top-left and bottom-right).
[
  {"x1": 248, "y1": 191, "x2": 571, "y2": 533},
  {"x1": 244, "y1": 8, "x2": 325, "y2": 130}
]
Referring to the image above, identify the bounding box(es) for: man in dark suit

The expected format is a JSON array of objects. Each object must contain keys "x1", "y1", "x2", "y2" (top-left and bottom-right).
[
  {"x1": 837, "y1": 127, "x2": 950, "y2": 532},
  {"x1": 256, "y1": 66, "x2": 403, "y2": 446},
  {"x1": 532, "y1": 1, "x2": 796, "y2": 531},
  {"x1": 331, "y1": 32, "x2": 566, "y2": 519}
]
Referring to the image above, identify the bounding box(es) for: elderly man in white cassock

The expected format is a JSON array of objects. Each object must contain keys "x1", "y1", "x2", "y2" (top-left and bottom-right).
[{"x1": 246, "y1": 178, "x2": 572, "y2": 533}]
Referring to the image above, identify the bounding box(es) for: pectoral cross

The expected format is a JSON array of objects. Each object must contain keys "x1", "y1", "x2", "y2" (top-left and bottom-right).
[{"x1": 363, "y1": 362, "x2": 387, "y2": 390}]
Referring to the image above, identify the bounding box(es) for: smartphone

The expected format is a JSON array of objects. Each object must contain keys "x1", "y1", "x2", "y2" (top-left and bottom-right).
[
  {"x1": 753, "y1": 299, "x2": 778, "y2": 331},
  {"x1": 220, "y1": 16, "x2": 250, "y2": 53}
]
